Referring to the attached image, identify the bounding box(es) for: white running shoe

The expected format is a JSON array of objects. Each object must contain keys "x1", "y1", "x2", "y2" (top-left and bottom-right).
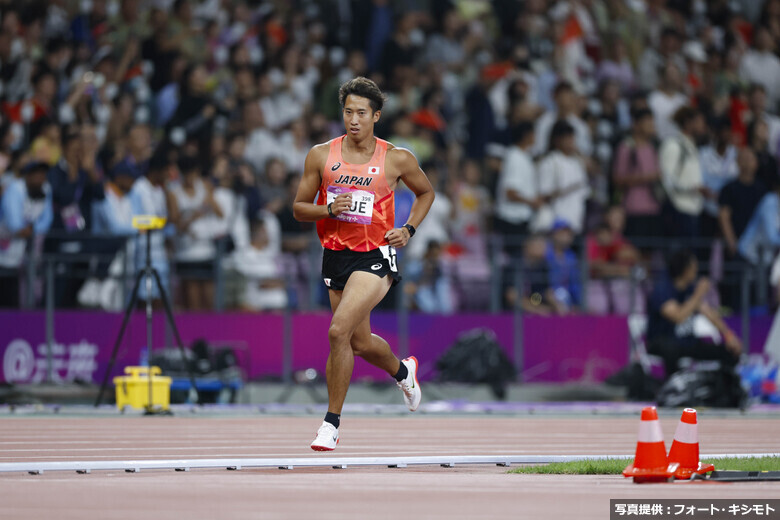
[
  {"x1": 310, "y1": 421, "x2": 339, "y2": 451},
  {"x1": 396, "y1": 356, "x2": 422, "y2": 411}
]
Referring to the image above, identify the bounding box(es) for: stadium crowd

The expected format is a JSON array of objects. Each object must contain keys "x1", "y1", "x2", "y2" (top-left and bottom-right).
[{"x1": 0, "y1": 0, "x2": 778, "y2": 316}]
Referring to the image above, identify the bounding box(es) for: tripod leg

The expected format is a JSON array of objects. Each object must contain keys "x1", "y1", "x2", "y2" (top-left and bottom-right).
[
  {"x1": 150, "y1": 268, "x2": 201, "y2": 405},
  {"x1": 95, "y1": 270, "x2": 144, "y2": 407}
]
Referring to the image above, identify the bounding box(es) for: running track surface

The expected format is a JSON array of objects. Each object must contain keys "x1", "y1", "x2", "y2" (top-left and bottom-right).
[{"x1": 0, "y1": 414, "x2": 778, "y2": 519}]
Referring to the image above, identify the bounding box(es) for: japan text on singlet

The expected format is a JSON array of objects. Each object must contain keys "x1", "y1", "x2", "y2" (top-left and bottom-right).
[{"x1": 316, "y1": 135, "x2": 395, "y2": 252}]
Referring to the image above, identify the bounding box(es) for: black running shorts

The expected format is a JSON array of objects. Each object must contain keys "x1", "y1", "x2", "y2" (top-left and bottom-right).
[{"x1": 321, "y1": 245, "x2": 402, "y2": 291}]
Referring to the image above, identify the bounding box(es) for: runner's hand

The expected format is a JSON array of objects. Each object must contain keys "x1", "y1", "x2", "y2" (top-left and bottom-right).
[
  {"x1": 331, "y1": 193, "x2": 352, "y2": 216},
  {"x1": 385, "y1": 227, "x2": 410, "y2": 248}
]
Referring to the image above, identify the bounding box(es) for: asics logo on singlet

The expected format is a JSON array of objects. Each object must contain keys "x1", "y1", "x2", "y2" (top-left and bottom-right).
[
  {"x1": 334, "y1": 174, "x2": 373, "y2": 187},
  {"x1": 331, "y1": 162, "x2": 341, "y2": 171}
]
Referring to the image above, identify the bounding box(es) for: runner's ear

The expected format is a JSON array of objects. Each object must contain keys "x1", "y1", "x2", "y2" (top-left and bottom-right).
[{"x1": 373, "y1": 109, "x2": 381, "y2": 124}]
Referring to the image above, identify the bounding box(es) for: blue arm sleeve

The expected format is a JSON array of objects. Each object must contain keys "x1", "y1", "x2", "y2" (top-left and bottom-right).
[
  {"x1": 33, "y1": 192, "x2": 53, "y2": 234},
  {"x1": 760, "y1": 196, "x2": 780, "y2": 246},
  {"x1": 1, "y1": 184, "x2": 25, "y2": 233}
]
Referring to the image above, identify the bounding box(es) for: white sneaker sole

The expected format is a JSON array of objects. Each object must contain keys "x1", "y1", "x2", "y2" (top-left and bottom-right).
[{"x1": 406, "y1": 356, "x2": 421, "y2": 412}]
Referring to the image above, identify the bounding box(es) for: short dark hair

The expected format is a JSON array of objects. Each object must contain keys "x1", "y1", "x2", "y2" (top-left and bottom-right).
[
  {"x1": 338, "y1": 77, "x2": 386, "y2": 113},
  {"x1": 148, "y1": 150, "x2": 172, "y2": 174},
  {"x1": 549, "y1": 119, "x2": 574, "y2": 151},
  {"x1": 631, "y1": 108, "x2": 653, "y2": 123},
  {"x1": 177, "y1": 154, "x2": 200, "y2": 175},
  {"x1": 667, "y1": 249, "x2": 696, "y2": 280},
  {"x1": 553, "y1": 81, "x2": 574, "y2": 97},
  {"x1": 673, "y1": 106, "x2": 699, "y2": 130}
]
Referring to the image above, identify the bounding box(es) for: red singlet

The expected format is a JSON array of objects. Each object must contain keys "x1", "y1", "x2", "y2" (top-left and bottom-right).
[{"x1": 316, "y1": 135, "x2": 395, "y2": 252}]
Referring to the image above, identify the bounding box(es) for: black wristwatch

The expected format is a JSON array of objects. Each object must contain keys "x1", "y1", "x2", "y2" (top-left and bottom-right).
[
  {"x1": 403, "y1": 224, "x2": 416, "y2": 237},
  {"x1": 327, "y1": 202, "x2": 335, "y2": 218}
]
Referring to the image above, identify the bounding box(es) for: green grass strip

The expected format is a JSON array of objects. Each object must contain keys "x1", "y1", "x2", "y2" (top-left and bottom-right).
[{"x1": 509, "y1": 456, "x2": 780, "y2": 475}]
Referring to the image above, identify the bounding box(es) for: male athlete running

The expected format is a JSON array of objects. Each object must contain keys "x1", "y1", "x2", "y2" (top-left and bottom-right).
[{"x1": 293, "y1": 77, "x2": 434, "y2": 451}]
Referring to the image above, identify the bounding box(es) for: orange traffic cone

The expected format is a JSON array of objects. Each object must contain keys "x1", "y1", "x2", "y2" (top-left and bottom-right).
[
  {"x1": 623, "y1": 406, "x2": 678, "y2": 483},
  {"x1": 667, "y1": 408, "x2": 715, "y2": 480}
]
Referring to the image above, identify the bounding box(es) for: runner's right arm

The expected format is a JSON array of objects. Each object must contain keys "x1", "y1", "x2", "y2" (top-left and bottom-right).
[{"x1": 293, "y1": 144, "x2": 351, "y2": 222}]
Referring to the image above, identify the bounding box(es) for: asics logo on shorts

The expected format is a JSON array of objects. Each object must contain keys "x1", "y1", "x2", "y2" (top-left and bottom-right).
[{"x1": 371, "y1": 263, "x2": 382, "y2": 271}]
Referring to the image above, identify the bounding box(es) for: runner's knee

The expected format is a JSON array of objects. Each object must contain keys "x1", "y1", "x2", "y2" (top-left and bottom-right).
[{"x1": 328, "y1": 321, "x2": 351, "y2": 347}]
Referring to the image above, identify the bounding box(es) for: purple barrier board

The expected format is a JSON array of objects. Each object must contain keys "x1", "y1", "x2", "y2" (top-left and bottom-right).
[{"x1": 0, "y1": 311, "x2": 772, "y2": 385}]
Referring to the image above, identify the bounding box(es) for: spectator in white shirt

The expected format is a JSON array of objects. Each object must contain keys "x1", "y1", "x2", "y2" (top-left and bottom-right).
[
  {"x1": 167, "y1": 154, "x2": 225, "y2": 310},
  {"x1": 495, "y1": 122, "x2": 539, "y2": 257},
  {"x1": 660, "y1": 106, "x2": 706, "y2": 240},
  {"x1": 747, "y1": 83, "x2": 780, "y2": 157},
  {"x1": 532, "y1": 81, "x2": 592, "y2": 157},
  {"x1": 232, "y1": 214, "x2": 288, "y2": 311},
  {"x1": 740, "y1": 26, "x2": 780, "y2": 111},
  {"x1": 648, "y1": 62, "x2": 689, "y2": 140},
  {"x1": 0, "y1": 161, "x2": 52, "y2": 307},
  {"x1": 128, "y1": 152, "x2": 172, "y2": 304},
  {"x1": 638, "y1": 26, "x2": 687, "y2": 92},
  {"x1": 537, "y1": 120, "x2": 591, "y2": 234},
  {"x1": 699, "y1": 118, "x2": 738, "y2": 226}
]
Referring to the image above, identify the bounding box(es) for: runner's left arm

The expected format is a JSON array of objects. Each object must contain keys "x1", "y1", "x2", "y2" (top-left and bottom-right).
[{"x1": 385, "y1": 148, "x2": 434, "y2": 248}]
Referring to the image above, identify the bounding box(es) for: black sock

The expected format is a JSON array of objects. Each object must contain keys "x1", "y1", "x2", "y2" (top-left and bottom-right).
[
  {"x1": 324, "y1": 411, "x2": 340, "y2": 429},
  {"x1": 393, "y1": 361, "x2": 409, "y2": 382}
]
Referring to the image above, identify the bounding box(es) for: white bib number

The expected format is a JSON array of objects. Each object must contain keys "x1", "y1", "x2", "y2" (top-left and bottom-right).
[{"x1": 326, "y1": 187, "x2": 374, "y2": 225}]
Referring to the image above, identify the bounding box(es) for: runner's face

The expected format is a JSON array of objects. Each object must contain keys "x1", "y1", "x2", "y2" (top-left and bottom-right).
[{"x1": 343, "y1": 95, "x2": 380, "y2": 140}]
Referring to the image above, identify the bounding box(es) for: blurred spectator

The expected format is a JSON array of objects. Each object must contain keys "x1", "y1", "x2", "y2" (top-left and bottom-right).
[
  {"x1": 168, "y1": 154, "x2": 224, "y2": 310},
  {"x1": 210, "y1": 153, "x2": 250, "y2": 252},
  {"x1": 114, "y1": 124, "x2": 152, "y2": 179},
  {"x1": 638, "y1": 27, "x2": 686, "y2": 92},
  {"x1": 648, "y1": 62, "x2": 688, "y2": 140},
  {"x1": 405, "y1": 164, "x2": 451, "y2": 261},
  {"x1": 465, "y1": 71, "x2": 498, "y2": 160},
  {"x1": 2, "y1": 69, "x2": 57, "y2": 126},
  {"x1": 746, "y1": 118, "x2": 780, "y2": 191},
  {"x1": 746, "y1": 84, "x2": 780, "y2": 157},
  {"x1": 512, "y1": 234, "x2": 555, "y2": 315},
  {"x1": 660, "y1": 106, "x2": 705, "y2": 240},
  {"x1": 495, "y1": 122, "x2": 538, "y2": 255},
  {"x1": 645, "y1": 249, "x2": 740, "y2": 379},
  {"x1": 242, "y1": 102, "x2": 277, "y2": 173},
  {"x1": 596, "y1": 38, "x2": 635, "y2": 94},
  {"x1": 276, "y1": 173, "x2": 314, "y2": 254},
  {"x1": 537, "y1": 120, "x2": 591, "y2": 234},
  {"x1": 718, "y1": 148, "x2": 765, "y2": 309},
  {"x1": 231, "y1": 215, "x2": 287, "y2": 311},
  {"x1": 92, "y1": 163, "x2": 136, "y2": 237},
  {"x1": 612, "y1": 108, "x2": 663, "y2": 239},
  {"x1": 0, "y1": 162, "x2": 53, "y2": 307},
  {"x1": 29, "y1": 118, "x2": 62, "y2": 166},
  {"x1": 260, "y1": 157, "x2": 289, "y2": 216},
  {"x1": 699, "y1": 117, "x2": 738, "y2": 234},
  {"x1": 450, "y1": 159, "x2": 490, "y2": 257},
  {"x1": 739, "y1": 26, "x2": 780, "y2": 110},
  {"x1": 533, "y1": 81, "x2": 592, "y2": 157},
  {"x1": 738, "y1": 175, "x2": 780, "y2": 267},
  {"x1": 405, "y1": 241, "x2": 455, "y2": 314},
  {"x1": 545, "y1": 220, "x2": 582, "y2": 313},
  {"x1": 586, "y1": 206, "x2": 638, "y2": 279},
  {"x1": 47, "y1": 126, "x2": 104, "y2": 232},
  {"x1": 128, "y1": 152, "x2": 171, "y2": 303},
  {"x1": 167, "y1": 63, "x2": 219, "y2": 164}
]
